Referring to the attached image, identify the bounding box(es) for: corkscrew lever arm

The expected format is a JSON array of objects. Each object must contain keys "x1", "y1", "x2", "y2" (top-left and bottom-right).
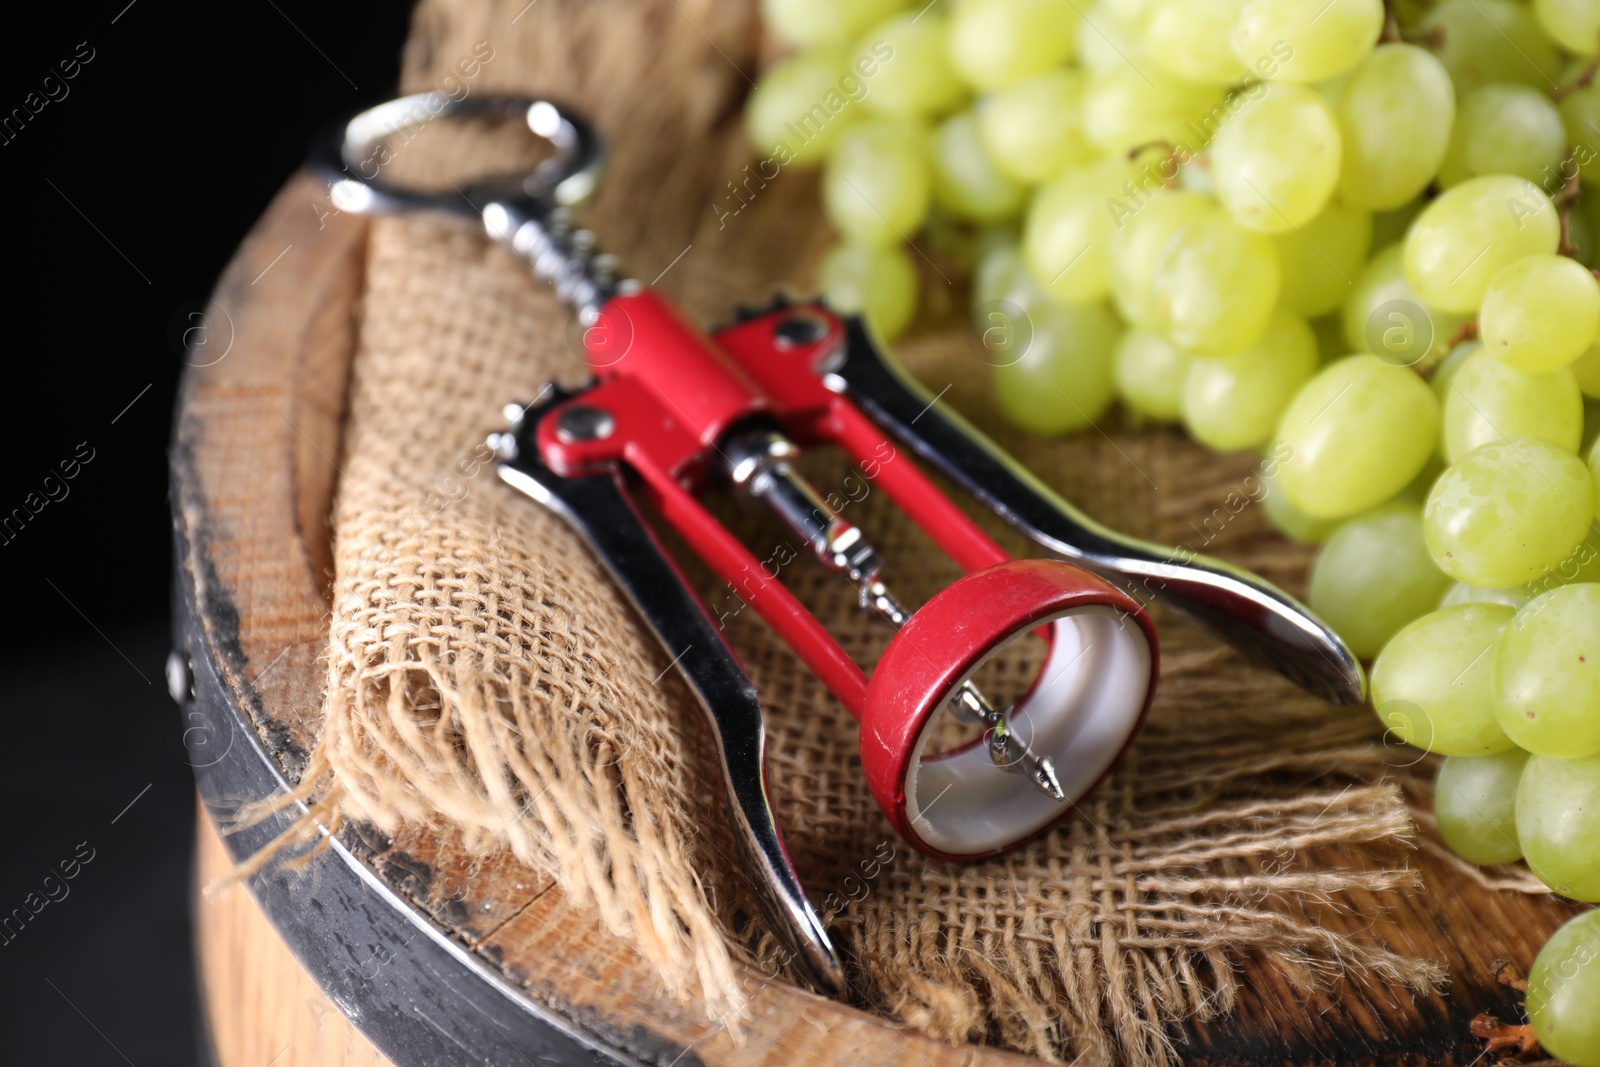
[
  {"x1": 494, "y1": 391, "x2": 844, "y2": 994},
  {"x1": 824, "y1": 321, "x2": 1367, "y2": 707}
]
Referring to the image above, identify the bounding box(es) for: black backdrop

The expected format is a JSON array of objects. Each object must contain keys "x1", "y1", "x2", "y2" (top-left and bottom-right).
[{"x1": 0, "y1": 4, "x2": 411, "y2": 1062}]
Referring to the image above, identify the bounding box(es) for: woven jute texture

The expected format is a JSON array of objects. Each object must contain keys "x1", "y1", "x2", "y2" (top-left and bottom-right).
[{"x1": 298, "y1": 1, "x2": 1449, "y2": 1062}]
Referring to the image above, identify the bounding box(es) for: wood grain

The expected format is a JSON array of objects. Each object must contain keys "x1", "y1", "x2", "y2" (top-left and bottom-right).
[{"x1": 196, "y1": 803, "x2": 396, "y2": 1067}]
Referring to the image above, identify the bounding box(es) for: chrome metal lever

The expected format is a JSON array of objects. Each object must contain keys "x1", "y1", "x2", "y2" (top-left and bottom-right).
[
  {"x1": 823, "y1": 319, "x2": 1367, "y2": 707},
  {"x1": 493, "y1": 392, "x2": 844, "y2": 994}
]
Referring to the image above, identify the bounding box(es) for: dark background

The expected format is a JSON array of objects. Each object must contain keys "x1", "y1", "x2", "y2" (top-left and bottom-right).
[{"x1": 1, "y1": 4, "x2": 411, "y2": 1063}]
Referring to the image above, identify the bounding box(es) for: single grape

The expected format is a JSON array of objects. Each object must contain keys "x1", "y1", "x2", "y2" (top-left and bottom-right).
[
  {"x1": 1114, "y1": 330, "x2": 1190, "y2": 423},
  {"x1": 1233, "y1": 0, "x2": 1384, "y2": 83},
  {"x1": 822, "y1": 120, "x2": 932, "y2": 247},
  {"x1": 1141, "y1": 0, "x2": 1249, "y2": 84},
  {"x1": 1310, "y1": 504, "x2": 1456, "y2": 660},
  {"x1": 1425, "y1": 439, "x2": 1595, "y2": 588},
  {"x1": 1370, "y1": 603, "x2": 1516, "y2": 753},
  {"x1": 948, "y1": 0, "x2": 1080, "y2": 91},
  {"x1": 1023, "y1": 156, "x2": 1136, "y2": 303},
  {"x1": 974, "y1": 70, "x2": 1095, "y2": 185},
  {"x1": 1335, "y1": 45, "x2": 1455, "y2": 211},
  {"x1": 1262, "y1": 467, "x2": 1342, "y2": 543},
  {"x1": 993, "y1": 299, "x2": 1122, "y2": 435},
  {"x1": 1109, "y1": 189, "x2": 1219, "y2": 330},
  {"x1": 1479, "y1": 255, "x2": 1600, "y2": 374},
  {"x1": 931, "y1": 111, "x2": 1026, "y2": 224},
  {"x1": 1534, "y1": 0, "x2": 1600, "y2": 56},
  {"x1": 1432, "y1": 750, "x2": 1528, "y2": 865},
  {"x1": 1182, "y1": 309, "x2": 1318, "y2": 452},
  {"x1": 1211, "y1": 82, "x2": 1342, "y2": 233},
  {"x1": 746, "y1": 47, "x2": 860, "y2": 166},
  {"x1": 1420, "y1": 0, "x2": 1563, "y2": 94},
  {"x1": 1341, "y1": 244, "x2": 1470, "y2": 369},
  {"x1": 1527, "y1": 909, "x2": 1600, "y2": 1066},
  {"x1": 817, "y1": 241, "x2": 919, "y2": 340},
  {"x1": 1438, "y1": 83, "x2": 1568, "y2": 189},
  {"x1": 857, "y1": 12, "x2": 967, "y2": 119},
  {"x1": 1275, "y1": 201, "x2": 1372, "y2": 317},
  {"x1": 1441, "y1": 345, "x2": 1582, "y2": 462},
  {"x1": 1275, "y1": 355, "x2": 1440, "y2": 519},
  {"x1": 1076, "y1": 0, "x2": 1146, "y2": 74},
  {"x1": 1439, "y1": 581, "x2": 1530, "y2": 610},
  {"x1": 1517, "y1": 752, "x2": 1600, "y2": 900},
  {"x1": 1082, "y1": 65, "x2": 1220, "y2": 157},
  {"x1": 1403, "y1": 175, "x2": 1560, "y2": 313},
  {"x1": 1152, "y1": 214, "x2": 1281, "y2": 355},
  {"x1": 762, "y1": 0, "x2": 911, "y2": 48}
]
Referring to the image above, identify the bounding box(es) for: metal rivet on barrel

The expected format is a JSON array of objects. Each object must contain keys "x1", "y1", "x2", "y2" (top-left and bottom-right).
[
  {"x1": 166, "y1": 650, "x2": 194, "y2": 705},
  {"x1": 555, "y1": 405, "x2": 615, "y2": 444}
]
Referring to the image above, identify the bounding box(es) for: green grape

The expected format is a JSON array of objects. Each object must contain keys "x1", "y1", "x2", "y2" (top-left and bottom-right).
[
  {"x1": 1419, "y1": 0, "x2": 1564, "y2": 94},
  {"x1": 931, "y1": 112, "x2": 1026, "y2": 223},
  {"x1": 1233, "y1": 0, "x2": 1385, "y2": 83},
  {"x1": 857, "y1": 13, "x2": 967, "y2": 119},
  {"x1": 1335, "y1": 45, "x2": 1455, "y2": 212},
  {"x1": 972, "y1": 239, "x2": 1039, "y2": 311},
  {"x1": 1275, "y1": 355, "x2": 1440, "y2": 519},
  {"x1": 1275, "y1": 201, "x2": 1372, "y2": 317},
  {"x1": 1517, "y1": 752, "x2": 1600, "y2": 900},
  {"x1": 1438, "y1": 84, "x2": 1568, "y2": 189},
  {"x1": 1109, "y1": 189, "x2": 1219, "y2": 329},
  {"x1": 1082, "y1": 65, "x2": 1220, "y2": 157},
  {"x1": 746, "y1": 47, "x2": 859, "y2": 166},
  {"x1": 975, "y1": 70, "x2": 1096, "y2": 185},
  {"x1": 1113, "y1": 330, "x2": 1190, "y2": 422},
  {"x1": 1370, "y1": 603, "x2": 1515, "y2": 753},
  {"x1": 1403, "y1": 175, "x2": 1560, "y2": 313},
  {"x1": 822, "y1": 120, "x2": 932, "y2": 247},
  {"x1": 1310, "y1": 504, "x2": 1456, "y2": 660},
  {"x1": 1534, "y1": 0, "x2": 1600, "y2": 56},
  {"x1": 1210, "y1": 82, "x2": 1342, "y2": 233},
  {"x1": 1076, "y1": 0, "x2": 1147, "y2": 74},
  {"x1": 1441, "y1": 346, "x2": 1582, "y2": 463},
  {"x1": 1341, "y1": 244, "x2": 1471, "y2": 369},
  {"x1": 817, "y1": 241, "x2": 919, "y2": 340},
  {"x1": 1424, "y1": 439, "x2": 1595, "y2": 587},
  {"x1": 762, "y1": 0, "x2": 911, "y2": 48},
  {"x1": 1439, "y1": 581, "x2": 1530, "y2": 610},
  {"x1": 1182, "y1": 309, "x2": 1318, "y2": 452},
  {"x1": 1527, "y1": 909, "x2": 1600, "y2": 1065},
  {"x1": 948, "y1": 0, "x2": 1080, "y2": 91},
  {"x1": 1432, "y1": 751, "x2": 1529, "y2": 865},
  {"x1": 1575, "y1": 341, "x2": 1600, "y2": 399},
  {"x1": 1262, "y1": 467, "x2": 1342, "y2": 542},
  {"x1": 1479, "y1": 255, "x2": 1600, "y2": 374},
  {"x1": 993, "y1": 299, "x2": 1122, "y2": 435},
  {"x1": 1141, "y1": 0, "x2": 1248, "y2": 84},
  {"x1": 1152, "y1": 214, "x2": 1281, "y2": 355},
  {"x1": 1023, "y1": 157, "x2": 1136, "y2": 303}
]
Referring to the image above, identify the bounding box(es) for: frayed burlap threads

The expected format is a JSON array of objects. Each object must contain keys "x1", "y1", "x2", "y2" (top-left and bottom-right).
[{"x1": 289, "y1": 0, "x2": 1453, "y2": 1061}]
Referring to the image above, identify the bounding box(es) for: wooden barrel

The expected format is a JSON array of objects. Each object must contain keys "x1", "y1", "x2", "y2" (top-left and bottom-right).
[{"x1": 174, "y1": 163, "x2": 1585, "y2": 1067}]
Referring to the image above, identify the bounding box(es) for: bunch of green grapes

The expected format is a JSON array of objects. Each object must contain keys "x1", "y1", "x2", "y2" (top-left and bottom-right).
[{"x1": 748, "y1": 2, "x2": 1600, "y2": 1058}]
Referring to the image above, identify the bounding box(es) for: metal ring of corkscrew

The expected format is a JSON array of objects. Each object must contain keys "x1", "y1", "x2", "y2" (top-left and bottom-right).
[{"x1": 312, "y1": 93, "x2": 624, "y2": 325}]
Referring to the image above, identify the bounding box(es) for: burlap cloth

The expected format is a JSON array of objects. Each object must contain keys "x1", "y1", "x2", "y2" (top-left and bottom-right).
[{"x1": 296, "y1": 1, "x2": 1454, "y2": 1062}]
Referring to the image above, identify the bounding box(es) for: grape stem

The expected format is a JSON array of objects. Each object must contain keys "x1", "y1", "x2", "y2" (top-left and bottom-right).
[
  {"x1": 1554, "y1": 55, "x2": 1600, "y2": 101},
  {"x1": 1125, "y1": 140, "x2": 1183, "y2": 189},
  {"x1": 1468, "y1": 1015, "x2": 1540, "y2": 1057},
  {"x1": 1379, "y1": 0, "x2": 1402, "y2": 44},
  {"x1": 1444, "y1": 320, "x2": 1479, "y2": 350},
  {"x1": 1553, "y1": 166, "x2": 1583, "y2": 259}
]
